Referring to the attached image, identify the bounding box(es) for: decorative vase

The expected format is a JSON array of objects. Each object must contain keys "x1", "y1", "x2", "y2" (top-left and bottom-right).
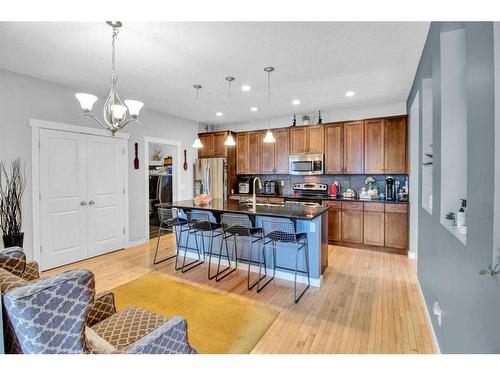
[{"x1": 2, "y1": 232, "x2": 24, "y2": 248}]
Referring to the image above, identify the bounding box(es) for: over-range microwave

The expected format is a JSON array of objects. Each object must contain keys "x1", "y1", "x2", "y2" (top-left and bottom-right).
[{"x1": 289, "y1": 154, "x2": 324, "y2": 175}]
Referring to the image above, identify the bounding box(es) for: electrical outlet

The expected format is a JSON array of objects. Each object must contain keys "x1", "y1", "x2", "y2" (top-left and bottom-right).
[{"x1": 433, "y1": 300, "x2": 442, "y2": 327}]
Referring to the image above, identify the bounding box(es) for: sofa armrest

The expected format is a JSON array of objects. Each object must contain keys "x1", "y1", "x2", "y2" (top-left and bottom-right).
[
  {"x1": 86, "y1": 291, "x2": 117, "y2": 327},
  {"x1": 22, "y1": 261, "x2": 40, "y2": 281},
  {"x1": 119, "y1": 316, "x2": 197, "y2": 354}
]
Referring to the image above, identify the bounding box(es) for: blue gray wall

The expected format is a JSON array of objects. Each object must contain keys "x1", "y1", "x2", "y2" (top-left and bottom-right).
[{"x1": 407, "y1": 22, "x2": 499, "y2": 353}]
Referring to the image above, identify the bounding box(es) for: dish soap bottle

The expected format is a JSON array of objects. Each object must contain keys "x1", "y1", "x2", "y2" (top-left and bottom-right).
[{"x1": 456, "y1": 199, "x2": 467, "y2": 227}]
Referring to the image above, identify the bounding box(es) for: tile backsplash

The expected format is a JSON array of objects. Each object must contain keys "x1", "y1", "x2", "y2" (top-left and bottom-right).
[{"x1": 240, "y1": 174, "x2": 409, "y2": 196}]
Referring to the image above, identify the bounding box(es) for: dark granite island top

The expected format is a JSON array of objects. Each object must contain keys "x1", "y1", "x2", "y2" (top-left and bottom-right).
[{"x1": 158, "y1": 198, "x2": 329, "y2": 220}]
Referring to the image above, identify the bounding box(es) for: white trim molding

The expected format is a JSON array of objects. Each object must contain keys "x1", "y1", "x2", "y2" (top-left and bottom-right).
[
  {"x1": 29, "y1": 118, "x2": 130, "y2": 139},
  {"x1": 417, "y1": 279, "x2": 441, "y2": 353}
]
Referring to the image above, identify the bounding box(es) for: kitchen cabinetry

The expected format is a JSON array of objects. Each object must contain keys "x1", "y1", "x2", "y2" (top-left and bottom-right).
[
  {"x1": 385, "y1": 117, "x2": 407, "y2": 174},
  {"x1": 290, "y1": 125, "x2": 324, "y2": 154},
  {"x1": 341, "y1": 202, "x2": 364, "y2": 243},
  {"x1": 197, "y1": 131, "x2": 232, "y2": 158},
  {"x1": 261, "y1": 131, "x2": 275, "y2": 174},
  {"x1": 322, "y1": 200, "x2": 341, "y2": 242},
  {"x1": 384, "y1": 204, "x2": 408, "y2": 249},
  {"x1": 236, "y1": 132, "x2": 249, "y2": 174},
  {"x1": 343, "y1": 121, "x2": 364, "y2": 174},
  {"x1": 364, "y1": 119, "x2": 385, "y2": 174},
  {"x1": 248, "y1": 131, "x2": 263, "y2": 174},
  {"x1": 275, "y1": 128, "x2": 290, "y2": 174},
  {"x1": 363, "y1": 203, "x2": 385, "y2": 246},
  {"x1": 324, "y1": 123, "x2": 343, "y2": 174}
]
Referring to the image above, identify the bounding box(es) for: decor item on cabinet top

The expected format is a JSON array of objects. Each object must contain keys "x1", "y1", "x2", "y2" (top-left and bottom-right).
[
  {"x1": 318, "y1": 110, "x2": 322, "y2": 124},
  {"x1": 75, "y1": 22, "x2": 143, "y2": 136},
  {"x1": 302, "y1": 115, "x2": 310, "y2": 126},
  {"x1": 292, "y1": 114, "x2": 297, "y2": 126}
]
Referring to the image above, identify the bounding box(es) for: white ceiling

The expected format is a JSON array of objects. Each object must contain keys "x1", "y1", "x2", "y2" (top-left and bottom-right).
[{"x1": 0, "y1": 22, "x2": 429, "y2": 124}]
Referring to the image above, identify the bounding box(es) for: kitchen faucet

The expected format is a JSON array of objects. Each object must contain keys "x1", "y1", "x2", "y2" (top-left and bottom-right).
[{"x1": 252, "y1": 177, "x2": 262, "y2": 212}]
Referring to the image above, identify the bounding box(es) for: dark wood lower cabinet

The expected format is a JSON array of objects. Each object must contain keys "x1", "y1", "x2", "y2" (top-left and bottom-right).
[
  {"x1": 363, "y1": 211, "x2": 385, "y2": 246},
  {"x1": 341, "y1": 210, "x2": 364, "y2": 244},
  {"x1": 384, "y1": 212, "x2": 408, "y2": 249},
  {"x1": 328, "y1": 209, "x2": 342, "y2": 242}
]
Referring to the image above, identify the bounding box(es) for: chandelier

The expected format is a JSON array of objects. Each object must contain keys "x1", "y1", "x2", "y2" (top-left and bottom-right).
[{"x1": 75, "y1": 21, "x2": 143, "y2": 136}]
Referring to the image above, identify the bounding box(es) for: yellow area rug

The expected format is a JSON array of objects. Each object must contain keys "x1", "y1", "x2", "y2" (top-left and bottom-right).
[{"x1": 112, "y1": 272, "x2": 279, "y2": 354}]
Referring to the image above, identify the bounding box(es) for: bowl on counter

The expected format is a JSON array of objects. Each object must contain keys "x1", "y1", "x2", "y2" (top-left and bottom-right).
[{"x1": 193, "y1": 194, "x2": 212, "y2": 206}]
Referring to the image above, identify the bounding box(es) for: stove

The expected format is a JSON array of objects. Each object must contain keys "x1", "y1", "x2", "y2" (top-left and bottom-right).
[{"x1": 284, "y1": 183, "x2": 328, "y2": 207}]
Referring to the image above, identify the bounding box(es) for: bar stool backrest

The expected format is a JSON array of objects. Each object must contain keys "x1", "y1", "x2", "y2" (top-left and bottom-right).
[
  {"x1": 262, "y1": 217, "x2": 297, "y2": 243},
  {"x1": 221, "y1": 213, "x2": 253, "y2": 237},
  {"x1": 158, "y1": 207, "x2": 182, "y2": 226},
  {"x1": 187, "y1": 211, "x2": 213, "y2": 231}
]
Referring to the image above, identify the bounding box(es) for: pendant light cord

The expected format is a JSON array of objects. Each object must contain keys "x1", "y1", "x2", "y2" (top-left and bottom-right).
[
  {"x1": 196, "y1": 87, "x2": 200, "y2": 128},
  {"x1": 267, "y1": 70, "x2": 271, "y2": 131},
  {"x1": 228, "y1": 79, "x2": 232, "y2": 131}
]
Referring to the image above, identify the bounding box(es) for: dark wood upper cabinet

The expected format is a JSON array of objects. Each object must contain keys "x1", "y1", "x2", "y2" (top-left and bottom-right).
[
  {"x1": 364, "y1": 119, "x2": 385, "y2": 174},
  {"x1": 198, "y1": 133, "x2": 214, "y2": 158},
  {"x1": 261, "y1": 130, "x2": 276, "y2": 174},
  {"x1": 197, "y1": 131, "x2": 232, "y2": 158},
  {"x1": 385, "y1": 117, "x2": 407, "y2": 174},
  {"x1": 307, "y1": 125, "x2": 324, "y2": 153},
  {"x1": 290, "y1": 127, "x2": 307, "y2": 154},
  {"x1": 275, "y1": 128, "x2": 289, "y2": 174},
  {"x1": 248, "y1": 131, "x2": 263, "y2": 174},
  {"x1": 343, "y1": 121, "x2": 364, "y2": 174},
  {"x1": 236, "y1": 132, "x2": 249, "y2": 174},
  {"x1": 324, "y1": 123, "x2": 343, "y2": 174},
  {"x1": 213, "y1": 132, "x2": 229, "y2": 158}
]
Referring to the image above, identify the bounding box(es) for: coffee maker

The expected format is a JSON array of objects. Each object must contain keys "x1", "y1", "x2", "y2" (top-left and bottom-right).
[{"x1": 385, "y1": 176, "x2": 395, "y2": 201}]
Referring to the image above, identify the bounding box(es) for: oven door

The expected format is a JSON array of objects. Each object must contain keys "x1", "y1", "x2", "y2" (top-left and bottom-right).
[{"x1": 289, "y1": 154, "x2": 324, "y2": 175}]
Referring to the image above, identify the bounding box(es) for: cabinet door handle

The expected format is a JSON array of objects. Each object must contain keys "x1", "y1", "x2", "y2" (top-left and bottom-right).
[
  {"x1": 80, "y1": 201, "x2": 87, "y2": 206},
  {"x1": 89, "y1": 200, "x2": 95, "y2": 205}
]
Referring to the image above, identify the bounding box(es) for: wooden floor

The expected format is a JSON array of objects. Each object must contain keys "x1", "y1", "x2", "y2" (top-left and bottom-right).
[{"x1": 44, "y1": 235, "x2": 435, "y2": 354}]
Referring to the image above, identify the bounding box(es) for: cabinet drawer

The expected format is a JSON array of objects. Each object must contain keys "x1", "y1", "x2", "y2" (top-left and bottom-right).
[
  {"x1": 256, "y1": 197, "x2": 269, "y2": 203},
  {"x1": 229, "y1": 195, "x2": 241, "y2": 201},
  {"x1": 385, "y1": 204, "x2": 408, "y2": 213},
  {"x1": 363, "y1": 202, "x2": 385, "y2": 212},
  {"x1": 322, "y1": 200, "x2": 341, "y2": 209},
  {"x1": 342, "y1": 201, "x2": 364, "y2": 211},
  {"x1": 269, "y1": 197, "x2": 284, "y2": 204}
]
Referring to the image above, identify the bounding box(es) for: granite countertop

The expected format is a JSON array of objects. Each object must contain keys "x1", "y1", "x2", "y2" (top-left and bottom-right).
[
  {"x1": 232, "y1": 193, "x2": 408, "y2": 205},
  {"x1": 158, "y1": 199, "x2": 329, "y2": 220}
]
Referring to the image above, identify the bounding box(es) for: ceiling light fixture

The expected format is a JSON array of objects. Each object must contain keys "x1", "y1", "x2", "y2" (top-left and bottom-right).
[
  {"x1": 192, "y1": 85, "x2": 204, "y2": 149},
  {"x1": 345, "y1": 90, "x2": 355, "y2": 97},
  {"x1": 75, "y1": 21, "x2": 143, "y2": 136},
  {"x1": 292, "y1": 99, "x2": 301, "y2": 105},
  {"x1": 241, "y1": 85, "x2": 251, "y2": 91},
  {"x1": 224, "y1": 76, "x2": 236, "y2": 146},
  {"x1": 250, "y1": 107, "x2": 258, "y2": 112},
  {"x1": 216, "y1": 112, "x2": 223, "y2": 117},
  {"x1": 263, "y1": 66, "x2": 276, "y2": 143}
]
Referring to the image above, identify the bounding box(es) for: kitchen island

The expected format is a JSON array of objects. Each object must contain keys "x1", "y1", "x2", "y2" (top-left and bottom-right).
[{"x1": 158, "y1": 199, "x2": 329, "y2": 286}]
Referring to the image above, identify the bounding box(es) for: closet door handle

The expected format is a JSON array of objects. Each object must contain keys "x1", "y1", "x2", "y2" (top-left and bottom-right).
[
  {"x1": 88, "y1": 200, "x2": 95, "y2": 205},
  {"x1": 80, "y1": 201, "x2": 87, "y2": 206}
]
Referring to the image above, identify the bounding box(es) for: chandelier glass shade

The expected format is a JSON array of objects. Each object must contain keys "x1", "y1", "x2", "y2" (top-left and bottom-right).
[{"x1": 75, "y1": 21, "x2": 143, "y2": 136}]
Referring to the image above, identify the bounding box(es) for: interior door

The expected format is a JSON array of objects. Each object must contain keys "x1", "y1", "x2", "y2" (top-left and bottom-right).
[
  {"x1": 86, "y1": 135, "x2": 125, "y2": 257},
  {"x1": 39, "y1": 129, "x2": 88, "y2": 269}
]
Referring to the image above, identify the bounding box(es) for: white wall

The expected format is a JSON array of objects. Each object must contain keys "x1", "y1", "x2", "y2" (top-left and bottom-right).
[
  {"x1": 200, "y1": 101, "x2": 406, "y2": 132},
  {"x1": 0, "y1": 68, "x2": 198, "y2": 258}
]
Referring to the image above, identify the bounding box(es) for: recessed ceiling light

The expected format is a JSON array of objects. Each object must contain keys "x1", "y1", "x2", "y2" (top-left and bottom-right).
[
  {"x1": 241, "y1": 85, "x2": 251, "y2": 91},
  {"x1": 250, "y1": 107, "x2": 258, "y2": 112},
  {"x1": 216, "y1": 112, "x2": 223, "y2": 117},
  {"x1": 292, "y1": 99, "x2": 301, "y2": 105},
  {"x1": 345, "y1": 91, "x2": 355, "y2": 97}
]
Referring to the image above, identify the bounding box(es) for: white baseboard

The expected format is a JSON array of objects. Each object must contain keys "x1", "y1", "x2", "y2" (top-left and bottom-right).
[
  {"x1": 126, "y1": 238, "x2": 148, "y2": 248},
  {"x1": 408, "y1": 251, "x2": 417, "y2": 260},
  {"x1": 183, "y1": 249, "x2": 322, "y2": 287},
  {"x1": 416, "y1": 278, "x2": 441, "y2": 353}
]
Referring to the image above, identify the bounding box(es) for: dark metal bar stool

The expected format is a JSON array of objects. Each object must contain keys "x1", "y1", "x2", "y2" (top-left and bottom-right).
[
  {"x1": 218, "y1": 213, "x2": 265, "y2": 288},
  {"x1": 186, "y1": 211, "x2": 223, "y2": 277},
  {"x1": 259, "y1": 217, "x2": 310, "y2": 303},
  {"x1": 154, "y1": 207, "x2": 189, "y2": 269}
]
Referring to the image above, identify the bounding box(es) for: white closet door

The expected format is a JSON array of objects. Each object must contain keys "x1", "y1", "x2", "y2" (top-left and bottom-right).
[
  {"x1": 86, "y1": 135, "x2": 125, "y2": 257},
  {"x1": 39, "y1": 129, "x2": 88, "y2": 269}
]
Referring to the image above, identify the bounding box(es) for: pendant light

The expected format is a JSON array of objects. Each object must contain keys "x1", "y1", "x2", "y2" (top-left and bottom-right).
[
  {"x1": 224, "y1": 76, "x2": 236, "y2": 146},
  {"x1": 192, "y1": 85, "x2": 204, "y2": 148},
  {"x1": 263, "y1": 66, "x2": 276, "y2": 143}
]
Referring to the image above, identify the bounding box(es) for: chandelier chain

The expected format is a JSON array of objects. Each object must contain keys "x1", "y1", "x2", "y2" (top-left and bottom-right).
[{"x1": 111, "y1": 26, "x2": 119, "y2": 83}]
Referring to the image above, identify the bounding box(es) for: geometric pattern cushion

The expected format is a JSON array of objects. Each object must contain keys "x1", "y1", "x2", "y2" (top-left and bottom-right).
[
  {"x1": 91, "y1": 307, "x2": 167, "y2": 350},
  {"x1": 0, "y1": 247, "x2": 26, "y2": 277},
  {"x1": 22, "y1": 261, "x2": 40, "y2": 281},
  {"x1": 86, "y1": 291, "x2": 117, "y2": 327},
  {"x1": 3, "y1": 269, "x2": 95, "y2": 354}
]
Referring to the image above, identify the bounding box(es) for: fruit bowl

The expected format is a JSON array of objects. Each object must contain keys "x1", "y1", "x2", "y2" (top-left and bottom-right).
[{"x1": 194, "y1": 194, "x2": 212, "y2": 206}]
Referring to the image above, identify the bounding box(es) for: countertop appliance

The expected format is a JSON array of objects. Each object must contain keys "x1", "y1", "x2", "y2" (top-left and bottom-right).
[
  {"x1": 238, "y1": 176, "x2": 254, "y2": 194},
  {"x1": 262, "y1": 180, "x2": 278, "y2": 195},
  {"x1": 284, "y1": 182, "x2": 328, "y2": 207},
  {"x1": 385, "y1": 176, "x2": 395, "y2": 201},
  {"x1": 194, "y1": 158, "x2": 227, "y2": 200},
  {"x1": 289, "y1": 154, "x2": 324, "y2": 175}
]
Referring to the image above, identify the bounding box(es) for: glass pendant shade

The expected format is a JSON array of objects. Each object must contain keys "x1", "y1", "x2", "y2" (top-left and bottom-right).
[
  {"x1": 104, "y1": 83, "x2": 126, "y2": 126},
  {"x1": 263, "y1": 129, "x2": 276, "y2": 143},
  {"x1": 111, "y1": 104, "x2": 128, "y2": 122},
  {"x1": 125, "y1": 100, "x2": 144, "y2": 118},
  {"x1": 192, "y1": 138, "x2": 203, "y2": 148},
  {"x1": 224, "y1": 133, "x2": 236, "y2": 146},
  {"x1": 75, "y1": 93, "x2": 98, "y2": 112}
]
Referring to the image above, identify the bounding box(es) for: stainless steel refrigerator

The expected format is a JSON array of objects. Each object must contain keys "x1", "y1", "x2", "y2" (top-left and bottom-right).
[{"x1": 193, "y1": 158, "x2": 227, "y2": 201}]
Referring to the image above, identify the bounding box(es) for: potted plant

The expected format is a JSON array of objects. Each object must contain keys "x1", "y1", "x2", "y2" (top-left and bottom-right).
[
  {"x1": 0, "y1": 159, "x2": 26, "y2": 248},
  {"x1": 302, "y1": 115, "x2": 310, "y2": 126},
  {"x1": 445, "y1": 212, "x2": 456, "y2": 226}
]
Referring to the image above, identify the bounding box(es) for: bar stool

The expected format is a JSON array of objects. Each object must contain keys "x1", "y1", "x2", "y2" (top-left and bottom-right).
[
  {"x1": 154, "y1": 207, "x2": 189, "y2": 270},
  {"x1": 259, "y1": 217, "x2": 310, "y2": 304},
  {"x1": 186, "y1": 211, "x2": 223, "y2": 277},
  {"x1": 218, "y1": 213, "x2": 266, "y2": 289}
]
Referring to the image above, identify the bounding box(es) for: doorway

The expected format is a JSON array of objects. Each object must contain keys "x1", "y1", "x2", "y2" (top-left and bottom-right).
[{"x1": 143, "y1": 137, "x2": 182, "y2": 240}]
